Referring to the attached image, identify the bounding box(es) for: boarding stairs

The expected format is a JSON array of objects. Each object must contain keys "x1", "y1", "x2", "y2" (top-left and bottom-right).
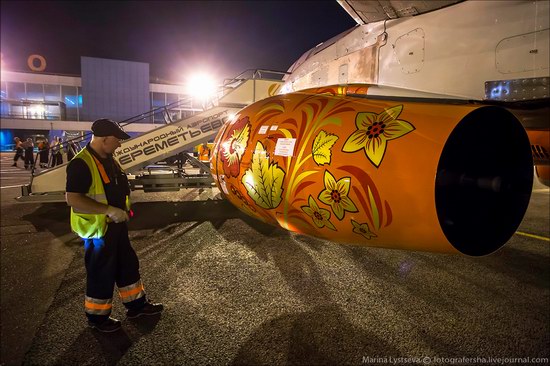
[{"x1": 18, "y1": 70, "x2": 286, "y2": 202}]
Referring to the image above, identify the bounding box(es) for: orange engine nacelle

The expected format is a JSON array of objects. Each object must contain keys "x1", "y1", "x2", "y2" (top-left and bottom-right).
[
  {"x1": 526, "y1": 129, "x2": 550, "y2": 187},
  {"x1": 211, "y1": 87, "x2": 533, "y2": 256}
]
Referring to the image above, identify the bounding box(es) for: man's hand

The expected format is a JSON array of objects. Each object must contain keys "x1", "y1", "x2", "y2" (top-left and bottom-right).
[{"x1": 105, "y1": 205, "x2": 129, "y2": 223}]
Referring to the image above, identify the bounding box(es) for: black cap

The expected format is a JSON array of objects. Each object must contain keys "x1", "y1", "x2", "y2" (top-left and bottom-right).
[{"x1": 91, "y1": 118, "x2": 131, "y2": 140}]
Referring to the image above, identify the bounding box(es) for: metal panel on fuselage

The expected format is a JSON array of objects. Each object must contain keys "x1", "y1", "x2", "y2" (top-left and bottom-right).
[
  {"x1": 284, "y1": 1, "x2": 550, "y2": 100},
  {"x1": 377, "y1": 0, "x2": 550, "y2": 99}
]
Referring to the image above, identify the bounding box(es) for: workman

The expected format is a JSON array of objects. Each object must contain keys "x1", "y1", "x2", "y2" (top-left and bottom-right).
[
  {"x1": 65, "y1": 118, "x2": 163, "y2": 332},
  {"x1": 197, "y1": 141, "x2": 211, "y2": 174},
  {"x1": 50, "y1": 137, "x2": 63, "y2": 167},
  {"x1": 38, "y1": 139, "x2": 50, "y2": 168},
  {"x1": 22, "y1": 137, "x2": 34, "y2": 170},
  {"x1": 12, "y1": 137, "x2": 24, "y2": 167}
]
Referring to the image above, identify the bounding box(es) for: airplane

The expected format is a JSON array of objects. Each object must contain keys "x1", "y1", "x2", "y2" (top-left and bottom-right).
[{"x1": 209, "y1": 0, "x2": 550, "y2": 256}]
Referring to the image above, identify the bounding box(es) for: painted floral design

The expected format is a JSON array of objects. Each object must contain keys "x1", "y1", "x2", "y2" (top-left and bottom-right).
[
  {"x1": 312, "y1": 130, "x2": 338, "y2": 166},
  {"x1": 301, "y1": 195, "x2": 336, "y2": 230},
  {"x1": 212, "y1": 90, "x2": 396, "y2": 245},
  {"x1": 242, "y1": 142, "x2": 285, "y2": 209},
  {"x1": 229, "y1": 183, "x2": 257, "y2": 213},
  {"x1": 342, "y1": 105, "x2": 415, "y2": 167},
  {"x1": 318, "y1": 170, "x2": 358, "y2": 220},
  {"x1": 351, "y1": 220, "x2": 377, "y2": 240},
  {"x1": 220, "y1": 117, "x2": 251, "y2": 177}
]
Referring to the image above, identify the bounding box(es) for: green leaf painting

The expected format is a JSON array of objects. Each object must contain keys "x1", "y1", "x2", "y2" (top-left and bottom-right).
[
  {"x1": 242, "y1": 141, "x2": 285, "y2": 209},
  {"x1": 312, "y1": 130, "x2": 338, "y2": 166}
]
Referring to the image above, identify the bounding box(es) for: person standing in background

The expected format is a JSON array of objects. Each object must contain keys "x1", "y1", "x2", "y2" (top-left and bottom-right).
[
  {"x1": 51, "y1": 137, "x2": 64, "y2": 167},
  {"x1": 12, "y1": 137, "x2": 24, "y2": 167},
  {"x1": 197, "y1": 142, "x2": 211, "y2": 174},
  {"x1": 58, "y1": 138, "x2": 65, "y2": 165},
  {"x1": 67, "y1": 139, "x2": 79, "y2": 161},
  {"x1": 38, "y1": 139, "x2": 50, "y2": 168},
  {"x1": 50, "y1": 137, "x2": 59, "y2": 167},
  {"x1": 22, "y1": 138, "x2": 34, "y2": 170}
]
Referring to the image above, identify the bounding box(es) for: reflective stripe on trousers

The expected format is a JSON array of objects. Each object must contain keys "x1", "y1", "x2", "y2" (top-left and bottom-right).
[
  {"x1": 118, "y1": 279, "x2": 145, "y2": 303},
  {"x1": 84, "y1": 296, "x2": 112, "y2": 316}
]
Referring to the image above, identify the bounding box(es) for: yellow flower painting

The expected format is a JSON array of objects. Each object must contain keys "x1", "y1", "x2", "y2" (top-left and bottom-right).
[
  {"x1": 351, "y1": 220, "x2": 377, "y2": 239},
  {"x1": 342, "y1": 105, "x2": 415, "y2": 167},
  {"x1": 301, "y1": 195, "x2": 336, "y2": 230},
  {"x1": 318, "y1": 170, "x2": 358, "y2": 220}
]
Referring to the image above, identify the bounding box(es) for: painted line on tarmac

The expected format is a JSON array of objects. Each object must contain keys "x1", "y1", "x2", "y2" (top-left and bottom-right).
[
  {"x1": 0, "y1": 185, "x2": 23, "y2": 189},
  {"x1": 515, "y1": 231, "x2": 550, "y2": 242}
]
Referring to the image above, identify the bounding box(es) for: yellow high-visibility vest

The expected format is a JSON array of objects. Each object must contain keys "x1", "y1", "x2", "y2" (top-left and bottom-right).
[
  {"x1": 69, "y1": 148, "x2": 130, "y2": 238},
  {"x1": 198, "y1": 145, "x2": 211, "y2": 162}
]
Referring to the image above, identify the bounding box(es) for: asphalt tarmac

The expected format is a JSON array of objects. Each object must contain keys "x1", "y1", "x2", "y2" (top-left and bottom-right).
[{"x1": 1, "y1": 152, "x2": 549, "y2": 366}]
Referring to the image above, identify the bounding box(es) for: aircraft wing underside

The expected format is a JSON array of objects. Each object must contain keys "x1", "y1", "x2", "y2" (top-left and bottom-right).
[{"x1": 337, "y1": 0, "x2": 463, "y2": 24}]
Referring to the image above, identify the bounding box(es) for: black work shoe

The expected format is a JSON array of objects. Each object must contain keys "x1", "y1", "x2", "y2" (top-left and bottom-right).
[
  {"x1": 88, "y1": 317, "x2": 122, "y2": 332},
  {"x1": 127, "y1": 302, "x2": 164, "y2": 319}
]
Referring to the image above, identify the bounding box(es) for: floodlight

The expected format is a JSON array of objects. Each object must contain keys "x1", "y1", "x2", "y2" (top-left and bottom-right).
[{"x1": 186, "y1": 73, "x2": 218, "y2": 100}]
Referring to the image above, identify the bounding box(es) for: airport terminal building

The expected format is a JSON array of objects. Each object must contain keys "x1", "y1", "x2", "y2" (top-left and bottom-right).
[{"x1": 0, "y1": 56, "x2": 198, "y2": 150}]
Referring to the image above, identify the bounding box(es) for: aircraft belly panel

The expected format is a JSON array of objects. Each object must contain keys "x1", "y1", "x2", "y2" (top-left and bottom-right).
[{"x1": 496, "y1": 29, "x2": 550, "y2": 74}]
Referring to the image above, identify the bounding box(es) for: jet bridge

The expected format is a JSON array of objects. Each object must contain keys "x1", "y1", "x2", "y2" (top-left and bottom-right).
[{"x1": 18, "y1": 71, "x2": 285, "y2": 202}]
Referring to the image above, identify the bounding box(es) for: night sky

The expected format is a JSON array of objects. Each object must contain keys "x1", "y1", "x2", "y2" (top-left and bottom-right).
[{"x1": 1, "y1": 1, "x2": 357, "y2": 83}]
